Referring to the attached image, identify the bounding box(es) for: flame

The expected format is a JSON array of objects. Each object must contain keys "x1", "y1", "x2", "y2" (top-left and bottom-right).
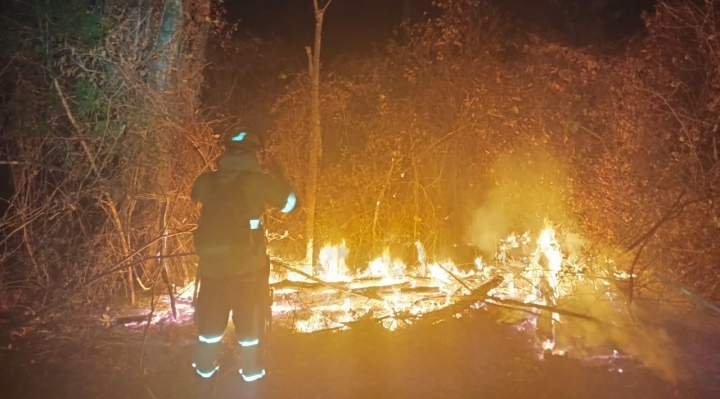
[
  {"x1": 317, "y1": 241, "x2": 351, "y2": 282},
  {"x1": 358, "y1": 249, "x2": 408, "y2": 284},
  {"x1": 272, "y1": 224, "x2": 581, "y2": 340},
  {"x1": 144, "y1": 225, "x2": 581, "y2": 336},
  {"x1": 537, "y1": 226, "x2": 563, "y2": 294},
  {"x1": 135, "y1": 223, "x2": 632, "y2": 366}
]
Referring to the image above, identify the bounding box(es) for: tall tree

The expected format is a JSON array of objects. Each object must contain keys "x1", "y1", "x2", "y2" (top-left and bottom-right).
[
  {"x1": 0, "y1": 0, "x2": 218, "y2": 312},
  {"x1": 150, "y1": 0, "x2": 184, "y2": 90},
  {"x1": 304, "y1": 0, "x2": 333, "y2": 267}
]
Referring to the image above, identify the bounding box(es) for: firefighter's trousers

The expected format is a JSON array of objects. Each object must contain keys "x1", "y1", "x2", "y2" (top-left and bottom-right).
[{"x1": 192, "y1": 264, "x2": 270, "y2": 382}]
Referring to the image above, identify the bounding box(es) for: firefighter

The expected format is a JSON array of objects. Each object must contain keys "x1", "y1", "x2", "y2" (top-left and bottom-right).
[{"x1": 190, "y1": 126, "x2": 297, "y2": 397}]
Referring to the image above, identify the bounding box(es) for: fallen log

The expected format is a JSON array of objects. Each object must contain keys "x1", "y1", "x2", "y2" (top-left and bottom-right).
[
  {"x1": 339, "y1": 313, "x2": 393, "y2": 331},
  {"x1": 270, "y1": 258, "x2": 384, "y2": 301},
  {"x1": 113, "y1": 314, "x2": 151, "y2": 326},
  {"x1": 271, "y1": 279, "x2": 413, "y2": 293},
  {"x1": 381, "y1": 286, "x2": 441, "y2": 295},
  {"x1": 417, "y1": 275, "x2": 505, "y2": 325},
  {"x1": 484, "y1": 297, "x2": 600, "y2": 323},
  {"x1": 352, "y1": 281, "x2": 412, "y2": 296},
  {"x1": 271, "y1": 280, "x2": 326, "y2": 292},
  {"x1": 271, "y1": 279, "x2": 442, "y2": 302},
  {"x1": 334, "y1": 279, "x2": 504, "y2": 331}
]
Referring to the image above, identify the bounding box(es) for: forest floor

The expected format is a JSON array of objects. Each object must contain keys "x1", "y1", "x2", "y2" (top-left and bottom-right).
[{"x1": 1, "y1": 290, "x2": 719, "y2": 399}]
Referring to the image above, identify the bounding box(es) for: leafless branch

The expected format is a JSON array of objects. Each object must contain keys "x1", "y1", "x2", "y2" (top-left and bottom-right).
[{"x1": 52, "y1": 78, "x2": 100, "y2": 175}]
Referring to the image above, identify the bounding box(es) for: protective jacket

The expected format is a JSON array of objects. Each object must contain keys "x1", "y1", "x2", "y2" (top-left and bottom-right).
[{"x1": 191, "y1": 151, "x2": 295, "y2": 278}]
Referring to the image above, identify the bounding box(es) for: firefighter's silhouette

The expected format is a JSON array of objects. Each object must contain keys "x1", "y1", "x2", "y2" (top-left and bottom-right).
[{"x1": 190, "y1": 126, "x2": 296, "y2": 397}]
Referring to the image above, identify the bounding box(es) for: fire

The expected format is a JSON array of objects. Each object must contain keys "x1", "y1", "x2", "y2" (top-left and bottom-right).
[
  {"x1": 317, "y1": 242, "x2": 351, "y2": 282},
  {"x1": 270, "y1": 224, "x2": 586, "y2": 341},
  {"x1": 138, "y1": 223, "x2": 626, "y2": 360},
  {"x1": 360, "y1": 250, "x2": 407, "y2": 283},
  {"x1": 118, "y1": 222, "x2": 691, "y2": 380},
  {"x1": 536, "y1": 226, "x2": 563, "y2": 296}
]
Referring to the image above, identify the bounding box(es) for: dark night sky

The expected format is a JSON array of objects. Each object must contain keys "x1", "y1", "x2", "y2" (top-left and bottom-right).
[
  {"x1": 225, "y1": 0, "x2": 657, "y2": 55},
  {"x1": 225, "y1": 0, "x2": 414, "y2": 56}
]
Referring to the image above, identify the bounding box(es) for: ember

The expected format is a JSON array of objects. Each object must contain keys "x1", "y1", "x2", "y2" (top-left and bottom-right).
[
  {"x1": 120, "y1": 221, "x2": 691, "y2": 382},
  {"x1": 268, "y1": 225, "x2": 605, "y2": 350},
  {"x1": 137, "y1": 224, "x2": 628, "y2": 360}
]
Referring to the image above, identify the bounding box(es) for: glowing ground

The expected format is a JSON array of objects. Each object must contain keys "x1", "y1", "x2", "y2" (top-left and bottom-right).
[{"x1": 1, "y1": 297, "x2": 718, "y2": 399}]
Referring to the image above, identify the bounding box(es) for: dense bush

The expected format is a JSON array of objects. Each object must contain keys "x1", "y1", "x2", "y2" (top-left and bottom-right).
[
  {"x1": 267, "y1": 0, "x2": 720, "y2": 298},
  {"x1": 0, "y1": 0, "x2": 223, "y2": 308}
]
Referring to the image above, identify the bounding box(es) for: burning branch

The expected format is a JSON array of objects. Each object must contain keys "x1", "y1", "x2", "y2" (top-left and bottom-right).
[
  {"x1": 416, "y1": 276, "x2": 505, "y2": 325},
  {"x1": 271, "y1": 257, "x2": 384, "y2": 301},
  {"x1": 484, "y1": 297, "x2": 600, "y2": 323}
]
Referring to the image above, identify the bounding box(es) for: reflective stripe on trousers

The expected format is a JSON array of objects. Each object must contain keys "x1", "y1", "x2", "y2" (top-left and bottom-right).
[
  {"x1": 237, "y1": 335, "x2": 264, "y2": 381},
  {"x1": 193, "y1": 364, "x2": 219, "y2": 378},
  {"x1": 240, "y1": 368, "x2": 266, "y2": 382},
  {"x1": 193, "y1": 334, "x2": 223, "y2": 378}
]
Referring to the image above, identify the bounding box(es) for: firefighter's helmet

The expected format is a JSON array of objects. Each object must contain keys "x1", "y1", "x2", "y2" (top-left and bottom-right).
[{"x1": 222, "y1": 126, "x2": 261, "y2": 153}]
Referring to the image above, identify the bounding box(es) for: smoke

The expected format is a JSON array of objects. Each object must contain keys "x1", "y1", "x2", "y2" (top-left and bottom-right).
[
  {"x1": 468, "y1": 148, "x2": 573, "y2": 255},
  {"x1": 469, "y1": 148, "x2": 688, "y2": 381},
  {"x1": 557, "y1": 277, "x2": 689, "y2": 383}
]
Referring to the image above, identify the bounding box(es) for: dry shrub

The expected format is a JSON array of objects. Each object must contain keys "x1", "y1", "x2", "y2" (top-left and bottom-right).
[
  {"x1": 268, "y1": 0, "x2": 720, "y2": 299},
  {"x1": 0, "y1": 0, "x2": 228, "y2": 308}
]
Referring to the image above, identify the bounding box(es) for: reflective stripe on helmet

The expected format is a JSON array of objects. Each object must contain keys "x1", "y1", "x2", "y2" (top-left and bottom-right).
[{"x1": 249, "y1": 219, "x2": 261, "y2": 230}]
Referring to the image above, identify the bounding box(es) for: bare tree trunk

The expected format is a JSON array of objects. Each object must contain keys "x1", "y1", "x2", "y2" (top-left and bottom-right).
[
  {"x1": 303, "y1": 0, "x2": 333, "y2": 268},
  {"x1": 451, "y1": 135, "x2": 459, "y2": 242},
  {"x1": 372, "y1": 159, "x2": 396, "y2": 253},
  {"x1": 102, "y1": 194, "x2": 136, "y2": 305},
  {"x1": 412, "y1": 152, "x2": 419, "y2": 240},
  {"x1": 149, "y1": 0, "x2": 186, "y2": 198},
  {"x1": 150, "y1": 0, "x2": 183, "y2": 90},
  {"x1": 190, "y1": 0, "x2": 212, "y2": 94},
  {"x1": 158, "y1": 198, "x2": 177, "y2": 319}
]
